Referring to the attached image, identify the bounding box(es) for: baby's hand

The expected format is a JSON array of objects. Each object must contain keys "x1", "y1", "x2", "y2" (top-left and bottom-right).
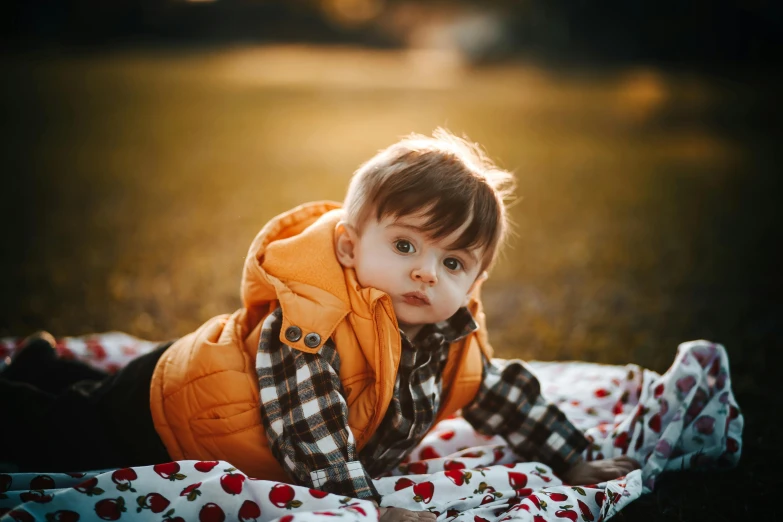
[
  {"x1": 379, "y1": 507, "x2": 437, "y2": 521},
  {"x1": 561, "y1": 456, "x2": 640, "y2": 485}
]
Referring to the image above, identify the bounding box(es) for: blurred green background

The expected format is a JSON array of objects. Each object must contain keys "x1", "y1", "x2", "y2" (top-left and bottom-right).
[{"x1": 0, "y1": 1, "x2": 781, "y2": 519}]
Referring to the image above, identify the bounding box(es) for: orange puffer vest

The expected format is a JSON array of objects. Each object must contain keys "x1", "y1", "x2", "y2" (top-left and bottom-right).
[{"x1": 149, "y1": 201, "x2": 494, "y2": 481}]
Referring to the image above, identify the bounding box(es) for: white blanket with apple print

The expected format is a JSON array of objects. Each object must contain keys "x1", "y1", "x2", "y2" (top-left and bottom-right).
[{"x1": 0, "y1": 335, "x2": 742, "y2": 522}]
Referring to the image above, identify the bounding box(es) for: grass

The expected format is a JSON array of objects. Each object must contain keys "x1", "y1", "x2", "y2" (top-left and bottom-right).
[{"x1": 0, "y1": 45, "x2": 779, "y2": 521}]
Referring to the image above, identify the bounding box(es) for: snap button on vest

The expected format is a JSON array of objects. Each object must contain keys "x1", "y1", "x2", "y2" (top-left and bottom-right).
[
  {"x1": 285, "y1": 326, "x2": 302, "y2": 342},
  {"x1": 304, "y1": 332, "x2": 321, "y2": 348}
]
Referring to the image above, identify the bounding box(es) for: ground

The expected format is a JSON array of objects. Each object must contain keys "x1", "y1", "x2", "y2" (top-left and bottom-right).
[{"x1": 0, "y1": 46, "x2": 779, "y2": 520}]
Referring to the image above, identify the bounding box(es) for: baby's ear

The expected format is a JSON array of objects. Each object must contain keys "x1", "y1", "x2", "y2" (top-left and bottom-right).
[{"x1": 334, "y1": 221, "x2": 358, "y2": 268}]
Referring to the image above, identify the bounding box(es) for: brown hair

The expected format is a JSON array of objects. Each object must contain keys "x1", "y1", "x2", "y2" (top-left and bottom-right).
[{"x1": 343, "y1": 128, "x2": 515, "y2": 271}]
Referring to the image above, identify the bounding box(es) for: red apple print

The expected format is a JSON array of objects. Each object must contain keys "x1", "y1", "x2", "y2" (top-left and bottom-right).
[
  {"x1": 154, "y1": 462, "x2": 185, "y2": 481},
  {"x1": 460, "y1": 451, "x2": 485, "y2": 458},
  {"x1": 534, "y1": 516, "x2": 546, "y2": 522},
  {"x1": 516, "y1": 487, "x2": 533, "y2": 497},
  {"x1": 6, "y1": 509, "x2": 34, "y2": 522},
  {"x1": 180, "y1": 482, "x2": 202, "y2": 501},
  {"x1": 594, "y1": 388, "x2": 610, "y2": 398},
  {"x1": 480, "y1": 494, "x2": 495, "y2": 505},
  {"x1": 612, "y1": 401, "x2": 624, "y2": 415},
  {"x1": 595, "y1": 491, "x2": 606, "y2": 508},
  {"x1": 111, "y1": 468, "x2": 138, "y2": 492},
  {"x1": 199, "y1": 503, "x2": 226, "y2": 522},
  {"x1": 726, "y1": 437, "x2": 739, "y2": 453},
  {"x1": 547, "y1": 492, "x2": 568, "y2": 502},
  {"x1": 555, "y1": 508, "x2": 578, "y2": 522},
  {"x1": 694, "y1": 416, "x2": 715, "y2": 435},
  {"x1": 532, "y1": 470, "x2": 552, "y2": 483},
  {"x1": 648, "y1": 413, "x2": 662, "y2": 433},
  {"x1": 269, "y1": 483, "x2": 302, "y2": 509},
  {"x1": 419, "y1": 446, "x2": 440, "y2": 460},
  {"x1": 394, "y1": 478, "x2": 415, "y2": 491},
  {"x1": 413, "y1": 481, "x2": 435, "y2": 503},
  {"x1": 20, "y1": 491, "x2": 53, "y2": 503},
  {"x1": 659, "y1": 398, "x2": 669, "y2": 415},
  {"x1": 407, "y1": 461, "x2": 429, "y2": 474},
  {"x1": 613, "y1": 432, "x2": 630, "y2": 452},
  {"x1": 444, "y1": 460, "x2": 466, "y2": 471},
  {"x1": 194, "y1": 461, "x2": 220, "y2": 473},
  {"x1": 75, "y1": 477, "x2": 104, "y2": 496},
  {"x1": 529, "y1": 495, "x2": 544, "y2": 510},
  {"x1": 577, "y1": 499, "x2": 594, "y2": 521},
  {"x1": 493, "y1": 448, "x2": 505, "y2": 462},
  {"x1": 729, "y1": 405, "x2": 740, "y2": 420},
  {"x1": 447, "y1": 508, "x2": 460, "y2": 518},
  {"x1": 277, "y1": 517, "x2": 294, "y2": 522},
  {"x1": 136, "y1": 492, "x2": 170, "y2": 513},
  {"x1": 220, "y1": 472, "x2": 246, "y2": 495},
  {"x1": 111, "y1": 468, "x2": 137, "y2": 484},
  {"x1": 308, "y1": 488, "x2": 329, "y2": 498},
  {"x1": 44, "y1": 510, "x2": 80, "y2": 522},
  {"x1": 30, "y1": 475, "x2": 55, "y2": 490},
  {"x1": 86, "y1": 340, "x2": 107, "y2": 361},
  {"x1": 342, "y1": 503, "x2": 368, "y2": 517},
  {"x1": 238, "y1": 500, "x2": 261, "y2": 521},
  {"x1": 653, "y1": 383, "x2": 665, "y2": 398},
  {"x1": 675, "y1": 375, "x2": 696, "y2": 395},
  {"x1": 439, "y1": 430, "x2": 456, "y2": 441},
  {"x1": 0, "y1": 474, "x2": 11, "y2": 493},
  {"x1": 95, "y1": 497, "x2": 126, "y2": 521},
  {"x1": 445, "y1": 470, "x2": 468, "y2": 486},
  {"x1": 474, "y1": 516, "x2": 489, "y2": 522},
  {"x1": 508, "y1": 472, "x2": 528, "y2": 489}
]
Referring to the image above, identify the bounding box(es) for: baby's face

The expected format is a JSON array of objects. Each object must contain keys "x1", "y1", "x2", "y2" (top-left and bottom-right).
[{"x1": 349, "y1": 213, "x2": 485, "y2": 337}]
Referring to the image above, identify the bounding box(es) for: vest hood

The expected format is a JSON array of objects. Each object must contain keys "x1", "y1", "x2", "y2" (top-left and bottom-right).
[{"x1": 240, "y1": 201, "x2": 388, "y2": 353}]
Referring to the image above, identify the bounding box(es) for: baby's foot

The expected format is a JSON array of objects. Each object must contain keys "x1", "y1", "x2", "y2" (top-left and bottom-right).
[{"x1": 379, "y1": 507, "x2": 437, "y2": 522}]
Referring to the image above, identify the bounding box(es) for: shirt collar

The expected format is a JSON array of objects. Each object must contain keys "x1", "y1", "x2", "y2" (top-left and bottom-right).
[{"x1": 400, "y1": 307, "x2": 479, "y2": 351}]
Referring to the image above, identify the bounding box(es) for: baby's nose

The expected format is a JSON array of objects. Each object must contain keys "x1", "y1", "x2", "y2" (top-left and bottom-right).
[{"x1": 412, "y1": 267, "x2": 437, "y2": 285}]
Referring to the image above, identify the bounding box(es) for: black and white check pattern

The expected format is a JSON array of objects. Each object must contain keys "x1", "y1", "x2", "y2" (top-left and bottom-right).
[
  {"x1": 361, "y1": 310, "x2": 474, "y2": 477},
  {"x1": 256, "y1": 306, "x2": 588, "y2": 501},
  {"x1": 256, "y1": 308, "x2": 378, "y2": 500},
  {"x1": 462, "y1": 358, "x2": 589, "y2": 474}
]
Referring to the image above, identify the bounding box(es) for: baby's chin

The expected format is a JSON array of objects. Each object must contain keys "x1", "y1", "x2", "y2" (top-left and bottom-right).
[{"x1": 393, "y1": 307, "x2": 450, "y2": 330}]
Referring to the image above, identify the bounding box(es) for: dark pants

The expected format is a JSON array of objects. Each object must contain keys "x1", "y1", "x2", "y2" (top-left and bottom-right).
[{"x1": 0, "y1": 342, "x2": 173, "y2": 472}]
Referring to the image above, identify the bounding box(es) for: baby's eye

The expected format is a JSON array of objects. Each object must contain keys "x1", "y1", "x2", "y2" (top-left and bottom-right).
[
  {"x1": 443, "y1": 257, "x2": 463, "y2": 271},
  {"x1": 394, "y1": 239, "x2": 415, "y2": 254}
]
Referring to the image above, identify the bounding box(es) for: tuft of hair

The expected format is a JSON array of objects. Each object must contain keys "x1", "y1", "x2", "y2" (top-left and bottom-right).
[{"x1": 343, "y1": 128, "x2": 516, "y2": 271}]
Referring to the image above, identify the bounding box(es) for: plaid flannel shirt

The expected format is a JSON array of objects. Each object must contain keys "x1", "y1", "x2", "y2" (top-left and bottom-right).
[{"x1": 256, "y1": 307, "x2": 588, "y2": 501}]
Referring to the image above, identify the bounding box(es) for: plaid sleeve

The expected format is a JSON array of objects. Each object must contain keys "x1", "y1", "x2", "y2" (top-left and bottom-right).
[
  {"x1": 462, "y1": 356, "x2": 589, "y2": 475},
  {"x1": 256, "y1": 309, "x2": 379, "y2": 501}
]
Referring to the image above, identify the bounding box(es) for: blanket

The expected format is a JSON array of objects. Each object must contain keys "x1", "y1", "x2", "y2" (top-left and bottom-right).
[{"x1": 0, "y1": 335, "x2": 743, "y2": 521}]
